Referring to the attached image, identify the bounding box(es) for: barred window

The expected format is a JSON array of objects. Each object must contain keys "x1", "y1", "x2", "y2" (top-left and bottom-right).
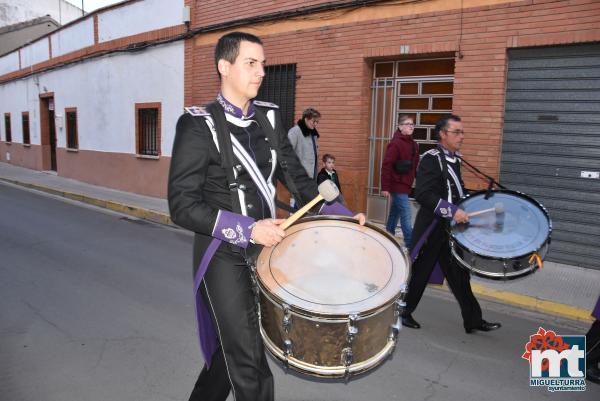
[
  {"x1": 65, "y1": 108, "x2": 78, "y2": 149},
  {"x1": 136, "y1": 103, "x2": 161, "y2": 156},
  {"x1": 22, "y1": 112, "x2": 30, "y2": 145},
  {"x1": 4, "y1": 113, "x2": 11, "y2": 142},
  {"x1": 256, "y1": 64, "x2": 296, "y2": 132}
]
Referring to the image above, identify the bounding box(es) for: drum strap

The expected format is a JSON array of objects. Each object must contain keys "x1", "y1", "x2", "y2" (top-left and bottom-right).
[
  {"x1": 253, "y1": 108, "x2": 306, "y2": 209},
  {"x1": 206, "y1": 101, "x2": 243, "y2": 216},
  {"x1": 436, "y1": 145, "x2": 453, "y2": 206}
]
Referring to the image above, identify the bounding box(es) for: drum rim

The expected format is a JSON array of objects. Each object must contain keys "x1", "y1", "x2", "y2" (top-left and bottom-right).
[
  {"x1": 450, "y1": 189, "x2": 553, "y2": 261},
  {"x1": 255, "y1": 215, "x2": 410, "y2": 317},
  {"x1": 450, "y1": 243, "x2": 546, "y2": 280}
]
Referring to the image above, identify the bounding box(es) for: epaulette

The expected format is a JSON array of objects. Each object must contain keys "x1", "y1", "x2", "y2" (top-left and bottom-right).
[
  {"x1": 425, "y1": 148, "x2": 440, "y2": 156},
  {"x1": 184, "y1": 106, "x2": 210, "y2": 116},
  {"x1": 253, "y1": 100, "x2": 279, "y2": 109}
]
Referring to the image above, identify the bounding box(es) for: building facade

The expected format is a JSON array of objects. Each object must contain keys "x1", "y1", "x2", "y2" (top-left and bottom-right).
[{"x1": 1, "y1": 0, "x2": 599, "y2": 268}]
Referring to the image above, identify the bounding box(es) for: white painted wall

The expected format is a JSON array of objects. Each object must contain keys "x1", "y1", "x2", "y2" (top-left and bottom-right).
[
  {"x1": 50, "y1": 17, "x2": 95, "y2": 57},
  {"x1": 98, "y1": 0, "x2": 183, "y2": 42},
  {"x1": 0, "y1": 79, "x2": 40, "y2": 143},
  {"x1": 0, "y1": 41, "x2": 183, "y2": 156},
  {"x1": 20, "y1": 38, "x2": 50, "y2": 68},
  {"x1": 0, "y1": 0, "x2": 83, "y2": 27},
  {"x1": 0, "y1": 51, "x2": 19, "y2": 76}
]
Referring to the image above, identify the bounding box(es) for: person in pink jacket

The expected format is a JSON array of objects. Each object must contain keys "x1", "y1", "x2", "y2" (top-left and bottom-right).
[{"x1": 381, "y1": 115, "x2": 419, "y2": 247}]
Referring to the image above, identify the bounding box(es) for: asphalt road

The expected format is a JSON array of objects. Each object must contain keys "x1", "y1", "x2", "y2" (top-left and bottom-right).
[{"x1": 1, "y1": 182, "x2": 598, "y2": 401}]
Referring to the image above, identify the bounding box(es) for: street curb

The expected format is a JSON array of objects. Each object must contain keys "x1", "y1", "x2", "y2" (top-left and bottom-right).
[
  {"x1": 430, "y1": 282, "x2": 594, "y2": 323},
  {"x1": 2, "y1": 175, "x2": 593, "y2": 324},
  {"x1": 0, "y1": 177, "x2": 174, "y2": 227},
  {"x1": 470, "y1": 283, "x2": 594, "y2": 323}
]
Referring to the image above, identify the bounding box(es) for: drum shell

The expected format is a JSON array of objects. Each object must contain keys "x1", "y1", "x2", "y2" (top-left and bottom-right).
[{"x1": 259, "y1": 291, "x2": 398, "y2": 376}]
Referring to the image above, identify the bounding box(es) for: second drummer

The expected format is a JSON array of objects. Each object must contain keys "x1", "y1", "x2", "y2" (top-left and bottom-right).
[{"x1": 401, "y1": 115, "x2": 502, "y2": 334}]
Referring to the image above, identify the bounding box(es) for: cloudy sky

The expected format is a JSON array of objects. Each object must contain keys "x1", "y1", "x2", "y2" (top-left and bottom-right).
[{"x1": 64, "y1": 0, "x2": 125, "y2": 12}]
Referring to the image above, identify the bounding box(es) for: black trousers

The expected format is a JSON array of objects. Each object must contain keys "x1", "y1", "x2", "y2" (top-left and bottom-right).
[
  {"x1": 587, "y1": 319, "x2": 600, "y2": 367},
  {"x1": 405, "y1": 225, "x2": 483, "y2": 329},
  {"x1": 189, "y1": 250, "x2": 274, "y2": 401}
]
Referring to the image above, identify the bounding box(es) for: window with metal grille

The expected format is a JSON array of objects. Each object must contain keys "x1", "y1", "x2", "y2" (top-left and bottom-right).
[
  {"x1": 22, "y1": 112, "x2": 30, "y2": 145},
  {"x1": 368, "y1": 58, "x2": 455, "y2": 201},
  {"x1": 136, "y1": 103, "x2": 161, "y2": 156},
  {"x1": 256, "y1": 64, "x2": 296, "y2": 132},
  {"x1": 65, "y1": 108, "x2": 78, "y2": 149},
  {"x1": 4, "y1": 113, "x2": 11, "y2": 142}
]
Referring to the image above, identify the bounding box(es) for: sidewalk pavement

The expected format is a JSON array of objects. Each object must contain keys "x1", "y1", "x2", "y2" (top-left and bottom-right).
[{"x1": 1, "y1": 161, "x2": 599, "y2": 324}]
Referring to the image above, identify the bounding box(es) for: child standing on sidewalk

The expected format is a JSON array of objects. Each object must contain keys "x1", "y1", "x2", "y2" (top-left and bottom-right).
[{"x1": 317, "y1": 154, "x2": 344, "y2": 204}]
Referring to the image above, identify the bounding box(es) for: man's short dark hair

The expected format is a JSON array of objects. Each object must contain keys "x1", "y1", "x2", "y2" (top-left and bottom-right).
[
  {"x1": 434, "y1": 114, "x2": 461, "y2": 139},
  {"x1": 302, "y1": 107, "x2": 321, "y2": 120},
  {"x1": 214, "y1": 32, "x2": 263, "y2": 77}
]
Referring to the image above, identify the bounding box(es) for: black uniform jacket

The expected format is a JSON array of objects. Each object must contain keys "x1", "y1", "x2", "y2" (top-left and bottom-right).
[
  {"x1": 168, "y1": 103, "x2": 319, "y2": 270},
  {"x1": 411, "y1": 147, "x2": 464, "y2": 254}
]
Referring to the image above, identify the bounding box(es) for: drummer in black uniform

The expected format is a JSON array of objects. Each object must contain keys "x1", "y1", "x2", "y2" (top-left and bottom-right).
[
  {"x1": 168, "y1": 32, "x2": 363, "y2": 401},
  {"x1": 401, "y1": 115, "x2": 502, "y2": 334}
]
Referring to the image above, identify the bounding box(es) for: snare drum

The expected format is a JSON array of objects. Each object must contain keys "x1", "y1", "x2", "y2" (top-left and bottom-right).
[
  {"x1": 253, "y1": 216, "x2": 410, "y2": 378},
  {"x1": 450, "y1": 190, "x2": 552, "y2": 280}
]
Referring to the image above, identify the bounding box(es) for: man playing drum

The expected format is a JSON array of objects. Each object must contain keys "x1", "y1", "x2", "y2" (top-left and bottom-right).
[
  {"x1": 401, "y1": 115, "x2": 502, "y2": 334},
  {"x1": 168, "y1": 32, "x2": 363, "y2": 401}
]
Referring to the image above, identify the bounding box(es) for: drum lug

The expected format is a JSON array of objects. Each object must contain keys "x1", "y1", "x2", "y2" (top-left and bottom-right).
[
  {"x1": 346, "y1": 314, "x2": 359, "y2": 344},
  {"x1": 282, "y1": 303, "x2": 292, "y2": 333},
  {"x1": 281, "y1": 304, "x2": 293, "y2": 370},
  {"x1": 399, "y1": 283, "x2": 408, "y2": 300},
  {"x1": 341, "y1": 347, "x2": 353, "y2": 366},
  {"x1": 389, "y1": 299, "x2": 404, "y2": 342}
]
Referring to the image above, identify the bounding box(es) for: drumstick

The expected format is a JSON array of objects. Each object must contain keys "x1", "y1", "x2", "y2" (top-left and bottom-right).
[
  {"x1": 467, "y1": 202, "x2": 504, "y2": 218},
  {"x1": 280, "y1": 180, "x2": 340, "y2": 230}
]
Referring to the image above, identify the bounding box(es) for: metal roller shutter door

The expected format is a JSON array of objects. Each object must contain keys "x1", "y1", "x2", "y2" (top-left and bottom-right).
[{"x1": 501, "y1": 43, "x2": 600, "y2": 270}]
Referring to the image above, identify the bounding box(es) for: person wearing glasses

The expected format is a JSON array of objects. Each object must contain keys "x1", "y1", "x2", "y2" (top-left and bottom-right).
[
  {"x1": 381, "y1": 115, "x2": 419, "y2": 248},
  {"x1": 401, "y1": 115, "x2": 502, "y2": 334}
]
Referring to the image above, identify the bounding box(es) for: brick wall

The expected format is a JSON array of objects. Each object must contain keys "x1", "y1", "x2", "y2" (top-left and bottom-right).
[{"x1": 186, "y1": 0, "x2": 600, "y2": 212}]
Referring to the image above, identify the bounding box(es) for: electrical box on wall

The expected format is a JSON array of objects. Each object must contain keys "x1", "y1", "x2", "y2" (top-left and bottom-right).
[
  {"x1": 55, "y1": 114, "x2": 63, "y2": 129},
  {"x1": 182, "y1": 6, "x2": 191, "y2": 23}
]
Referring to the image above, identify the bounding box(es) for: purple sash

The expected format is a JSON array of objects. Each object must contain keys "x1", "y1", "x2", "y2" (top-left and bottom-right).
[
  {"x1": 593, "y1": 294, "x2": 600, "y2": 320},
  {"x1": 193, "y1": 238, "x2": 221, "y2": 368}
]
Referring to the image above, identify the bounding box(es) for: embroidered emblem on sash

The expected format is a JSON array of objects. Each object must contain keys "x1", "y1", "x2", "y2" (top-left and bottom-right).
[{"x1": 221, "y1": 223, "x2": 247, "y2": 245}]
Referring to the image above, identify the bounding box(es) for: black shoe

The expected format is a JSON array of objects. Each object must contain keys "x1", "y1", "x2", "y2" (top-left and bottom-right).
[
  {"x1": 402, "y1": 314, "x2": 421, "y2": 329},
  {"x1": 587, "y1": 366, "x2": 600, "y2": 384},
  {"x1": 465, "y1": 320, "x2": 501, "y2": 334}
]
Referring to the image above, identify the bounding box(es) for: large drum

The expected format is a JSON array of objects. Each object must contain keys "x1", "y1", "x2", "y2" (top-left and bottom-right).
[
  {"x1": 253, "y1": 216, "x2": 410, "y2": 378},
  {"x1": 450, "y1": 189, "x2": 552, "y2": 280}
]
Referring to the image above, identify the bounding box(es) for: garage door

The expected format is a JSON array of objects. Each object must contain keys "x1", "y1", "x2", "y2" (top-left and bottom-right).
[{"x1": 501, "y1": 43, "x2": 600, "y2": 270}]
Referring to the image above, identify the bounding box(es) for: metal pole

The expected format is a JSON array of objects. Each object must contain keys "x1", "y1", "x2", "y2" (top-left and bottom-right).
[{"x1": 82, "y1": 0, "x2": 85, "y2": 16}]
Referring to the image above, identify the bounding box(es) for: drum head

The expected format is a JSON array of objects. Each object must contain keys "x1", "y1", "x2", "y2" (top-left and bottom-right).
[
  {"x1": 451, "y1": 190, "x2": 551, "y2": 259},
  {"x1": 256, "y1": 216, "x2": 409, "y2": 316}
]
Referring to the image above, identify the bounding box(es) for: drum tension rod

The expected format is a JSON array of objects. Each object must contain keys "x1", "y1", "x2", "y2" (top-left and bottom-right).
[
  {"x1": 390, "y1": 298, "x2": 405, "y2": 343},
  {"x1": 342, "y1": 314, "x2": 359, "y2": 379},
  {"x1": 282, "y1": 303, "x2": 293, "y2": 369}
]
